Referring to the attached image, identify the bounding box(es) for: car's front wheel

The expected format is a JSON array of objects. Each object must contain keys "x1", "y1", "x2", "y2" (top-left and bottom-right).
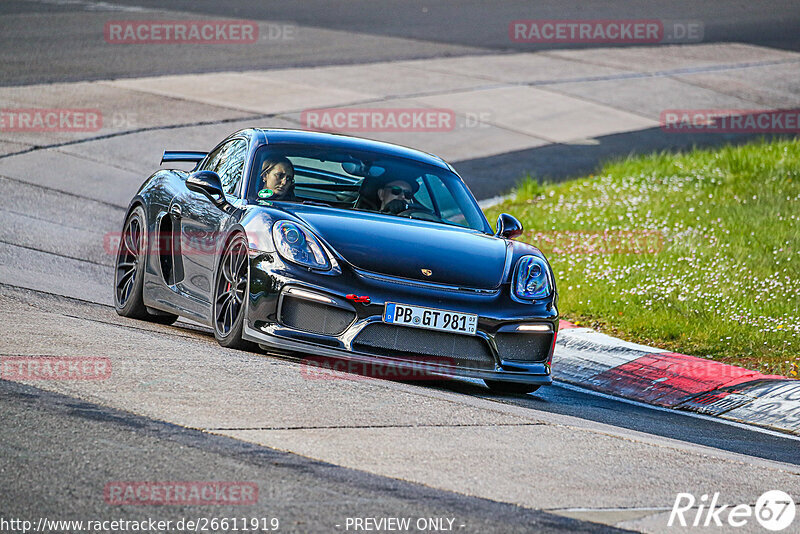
[
  {"x1": 114, "y1": 205, "x2": 178, "y2": 325},
  {"x1": 484, "y1": 380, "x2": 540, "y2": 395},
  {"x1": 212, "y1": 233, "x2": 255, "y2": 350}
]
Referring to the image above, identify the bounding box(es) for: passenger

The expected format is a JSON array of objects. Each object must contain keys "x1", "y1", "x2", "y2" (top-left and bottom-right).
[{"x1": 258, "y1": 156, "x2": 296, "y2": 201}]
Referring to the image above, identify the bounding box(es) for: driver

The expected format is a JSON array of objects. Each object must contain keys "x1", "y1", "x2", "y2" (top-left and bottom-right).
[
  {"x1": 258, "y1": 156, "x2": 296, "y2": 201},
  {"x1": 377, "y1": 178, "x2": 418, "y2": 214}
]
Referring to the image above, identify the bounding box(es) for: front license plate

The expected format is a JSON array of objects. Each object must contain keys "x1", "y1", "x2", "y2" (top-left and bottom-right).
[{"x1": 383, "y1": 302, "x2": 477, "y2": 335}]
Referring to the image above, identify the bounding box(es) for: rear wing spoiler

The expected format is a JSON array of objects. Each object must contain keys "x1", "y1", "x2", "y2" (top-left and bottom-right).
[{"x1": 161, "y1": 151, "x2": 207, "y2": 164}]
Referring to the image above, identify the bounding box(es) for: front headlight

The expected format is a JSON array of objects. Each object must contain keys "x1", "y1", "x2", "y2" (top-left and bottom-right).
[
  {"x1": 272, "y1": 220, "x2": 331, "y2": 270},
  {"x1": 513, "y1": 255, "x2": 552, "y2": 300}
]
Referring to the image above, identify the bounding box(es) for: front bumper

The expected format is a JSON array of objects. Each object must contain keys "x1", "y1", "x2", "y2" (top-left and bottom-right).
[{"x1": 242, "y1": 253, "x2": 557, "y2": 385}]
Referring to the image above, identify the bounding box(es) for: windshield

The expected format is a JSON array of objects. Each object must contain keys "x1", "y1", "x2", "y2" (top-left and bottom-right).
[{"x1": 247, "y1": 145, "x2": 490, "y2": 232}]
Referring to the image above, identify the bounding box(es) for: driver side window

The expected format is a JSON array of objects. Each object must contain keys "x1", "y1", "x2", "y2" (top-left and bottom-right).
[
  {"x1": 199, "y1": 144, "x2": 224, "y2": 172},
  {"x1": 200, "y1": 139, "x2": 248, "y2": 196}
]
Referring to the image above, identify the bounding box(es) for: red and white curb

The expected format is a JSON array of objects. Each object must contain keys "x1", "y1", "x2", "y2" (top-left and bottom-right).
[{"x1": 554, "y1": 322, "x2": 800, "y2": 435}]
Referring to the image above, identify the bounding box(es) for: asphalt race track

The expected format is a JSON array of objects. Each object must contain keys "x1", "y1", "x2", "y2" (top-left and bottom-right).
[
  {"x1": 1, "y1": 2, "x2": 799, "y2": 533},
  {"x1": 3, "y1": 0, "x2": 800, "y2": 84}
]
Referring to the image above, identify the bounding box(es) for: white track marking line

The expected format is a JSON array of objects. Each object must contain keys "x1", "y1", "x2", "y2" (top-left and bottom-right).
[
  {"x1": 553, "y1": 381, "x2": 800, "y2": 442},
  {"x1": 21, "y1": 0, "x2": 148, "y2": 12}
]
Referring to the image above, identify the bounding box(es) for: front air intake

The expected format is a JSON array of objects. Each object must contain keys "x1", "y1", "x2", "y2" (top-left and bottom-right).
[
  {"x1": 279, "y1": 295, "x2": 355, "y2": 336},
  {"x1": 353, "y1": 323, "x2": 495, "y2": 370},
  {"x1": 494, "y1": 333, "x2": 553, "y2": 362}
]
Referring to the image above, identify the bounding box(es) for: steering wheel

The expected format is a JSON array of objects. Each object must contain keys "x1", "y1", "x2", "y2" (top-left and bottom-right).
[{"x1": 398, "y1": 207, "x2": 441, "y2": 222}]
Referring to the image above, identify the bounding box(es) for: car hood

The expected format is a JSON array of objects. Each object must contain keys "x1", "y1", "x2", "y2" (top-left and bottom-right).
[{"x1": 278, "y1": 204, "x2": 508, "y2": 289}]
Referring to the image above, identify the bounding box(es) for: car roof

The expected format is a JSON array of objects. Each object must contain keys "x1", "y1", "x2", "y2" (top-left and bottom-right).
[{"x1": 251, "y1": 128, "x2": 452, "y2": 171}]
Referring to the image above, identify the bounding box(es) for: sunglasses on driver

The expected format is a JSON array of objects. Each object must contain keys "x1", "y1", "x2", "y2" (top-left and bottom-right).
[{"x1": 385, "y1": 186, "x2": 414, "y2": 199}]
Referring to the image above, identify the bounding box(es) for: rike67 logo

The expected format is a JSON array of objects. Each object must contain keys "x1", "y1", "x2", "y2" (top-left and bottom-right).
[{"x1": 669, "y1": 490, "x2": 796, "y2": 531}]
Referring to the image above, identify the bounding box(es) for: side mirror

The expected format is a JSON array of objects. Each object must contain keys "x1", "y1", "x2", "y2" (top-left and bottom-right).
[
  {"x1": 496, "y1": 213, "x2": 523, "y2": 240},
  {"x1": 186, "y1": 171, "x2": 228, "y2": 208}
]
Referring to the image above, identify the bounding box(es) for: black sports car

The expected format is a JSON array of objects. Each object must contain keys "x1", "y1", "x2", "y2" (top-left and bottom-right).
[{"x1": 114, "y1": 129, "x2": 558, "y2": 393}]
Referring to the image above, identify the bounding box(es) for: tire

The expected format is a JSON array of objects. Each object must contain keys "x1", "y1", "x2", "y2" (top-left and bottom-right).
[
  {"x1": 484, "y1": 380, "x2": 540, "y2": 395},
  {"x1": 114, "y1": 205, "x2": 178, "y2": 325},
  {"x1": 212, "y1": 233, "x2": 255, "y2": 350}
]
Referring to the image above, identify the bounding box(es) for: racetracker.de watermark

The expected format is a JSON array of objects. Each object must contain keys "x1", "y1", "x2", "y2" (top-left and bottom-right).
[
  {"x1": 104, "y1": 20, "x2": 261, "y2": 44},
  {"x1": 509, "y1": 19, "x2": 703, "y2": 44},
  {"x1": 104, "y1": 482, "x2": 258, "y2": 506},
  {"x1": 103, "y1": 229, "x2": 665, "y2": 258},
  {"x1": 104, "y1": 230, "x2": 223, "y2": 256},
  {"x1": 1, "y1": 357, "x2": 111, "y2": 380},
  {"x1": 525, "y1": 230, "x2": 664, "y2": 255},
  {"x1": 300, "y1": 356, "x2": 455, "y2": 381},
  {"x1": 661, "y1": 109, "x2": 800, "y2": 133},
  {"x1": 301, "y1": 108, "x2": 457, "y2": 133},
  {"x1": 0, "y1": 108, "x2": 102, "y2": 132}
]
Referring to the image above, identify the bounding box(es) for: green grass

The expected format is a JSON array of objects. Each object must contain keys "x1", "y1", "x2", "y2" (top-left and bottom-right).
[{"x1": 484, "y1": 139, "x2": 800, "y2": 376}]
